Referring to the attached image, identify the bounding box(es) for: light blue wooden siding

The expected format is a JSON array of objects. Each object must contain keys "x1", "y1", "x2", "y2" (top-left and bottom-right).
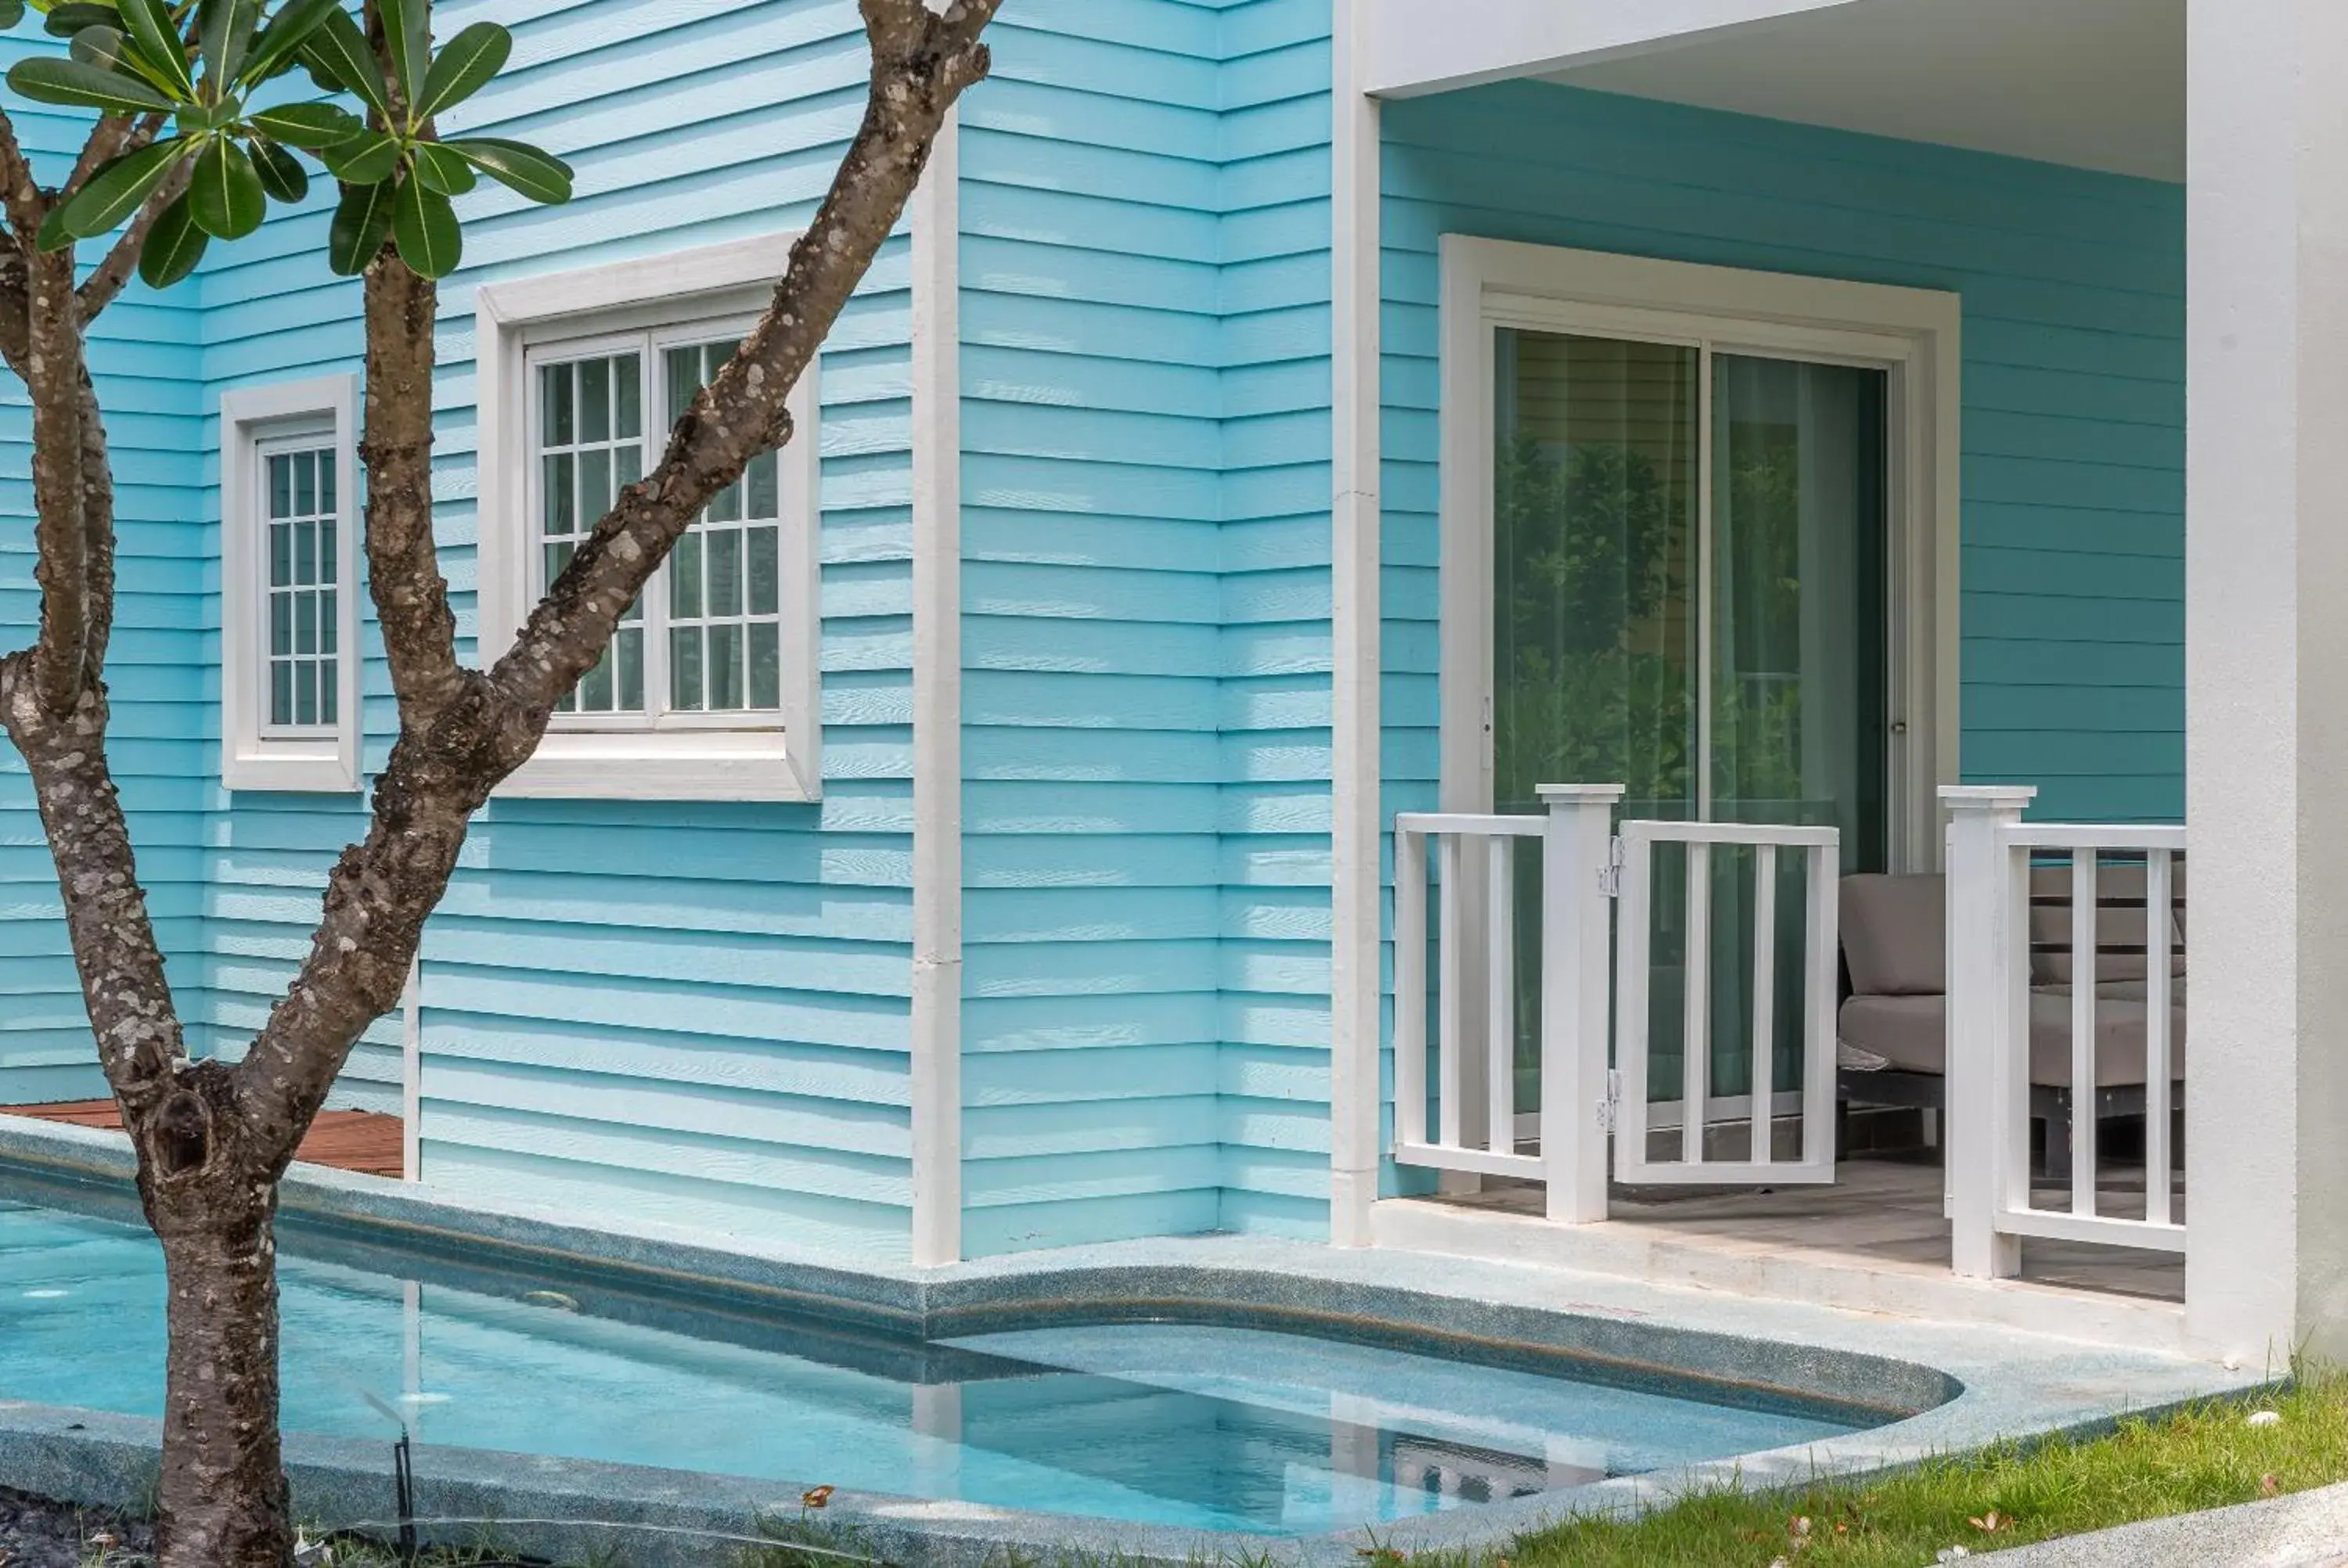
[
  {"x1": 408, "y1": 0, "x2": 915, "y2": 1254},
  {"x1": 0, "y1": 45, "x2": 210, "y2": 1105},
  {"x1": 1382, "y1": 82, "x2": 2186, "y2": 843},
  {"x1": 1212, "y1": 1, "x2": 1335, "y2": 1239},
  {"x1": 956, "y1": 0, "x2": 1335, "y2": 1256},
  {"x1": 958, "y1": 0, "x2": 1230, "y2": 1256}
]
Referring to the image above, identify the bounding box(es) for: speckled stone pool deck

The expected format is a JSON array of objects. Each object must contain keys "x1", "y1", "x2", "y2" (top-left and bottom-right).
[{"x1": 0, "y1": 1115, "x2": 2267, "y2": 1566}]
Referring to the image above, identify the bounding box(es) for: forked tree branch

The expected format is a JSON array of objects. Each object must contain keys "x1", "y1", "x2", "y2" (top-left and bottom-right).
[
  {"x1": 0, "y1": 671, "x2": 188, "y2": 1113},
  {"x1": 80, "y1": 154, "x2": 193, "y2": 320},
  {"x1": 74, "y1": 369, "x2": 118, "y2": 678},
  {"x1": 0, "y1": 110, "x2": 41, "y2": 245},
  {"x1": 358, "y1": 256, "x2": 467, "y2": 726},
  {"x1": 24, "y1": 247, "x2": 90, "y2": 714},
  {"x1": 63, "y1": 109, "x2": 167, "y2": 206}
]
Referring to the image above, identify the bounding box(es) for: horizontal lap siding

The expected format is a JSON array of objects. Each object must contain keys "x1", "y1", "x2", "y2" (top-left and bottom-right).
[
  {"x1": 409, "y1": 0, "x2": 914, "y2": 1257},
  {"x1": 1382, "y1": 82, "x2": 2185, "y2": 834},
  {"x1": 956, "y1": 0, "x2": 1338, "y2": 1255},
  {"x1": 958, "y1": 1, "x2": 1230, "y2": 1257},
  {"x1": 1215, "y1": 0, "x2": 1333, "y2": 1239},
  {"x1": 0, "y1": 62, "x2": 207, "y2": 1103}
]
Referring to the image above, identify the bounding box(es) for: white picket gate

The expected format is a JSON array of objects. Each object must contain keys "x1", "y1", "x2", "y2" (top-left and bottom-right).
[{"x1": 1612, "y1": 819, "x2": 1842, "y2": 1185}]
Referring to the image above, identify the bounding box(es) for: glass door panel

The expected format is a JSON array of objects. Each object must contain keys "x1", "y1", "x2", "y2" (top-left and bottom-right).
[
  {"x1": 1492, "y1": 330, "x2": 1700, "y2": 1113},
  {"x1": 1489, "y1": 331, "x2": 1889, "y2": 1120},
  {"x1": 1705, "y1": 354, "x2": 1889, "y2": 1102}
]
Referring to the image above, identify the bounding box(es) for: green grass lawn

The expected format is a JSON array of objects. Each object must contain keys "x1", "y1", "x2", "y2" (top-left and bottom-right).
[{"x1": 1479, "y1": 1368, "x2": 2348, "y2": 1567}]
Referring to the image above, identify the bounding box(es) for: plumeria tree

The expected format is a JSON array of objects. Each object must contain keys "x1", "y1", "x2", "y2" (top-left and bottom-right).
[{"x1": 0, "y1": 0, "x2": 999, "y2": 1563}]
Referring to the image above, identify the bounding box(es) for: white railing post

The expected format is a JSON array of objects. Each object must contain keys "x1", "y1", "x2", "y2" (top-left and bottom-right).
[
  {"x1": 1942, "y1": 785, "x2": 2036, "y2": 1279},
  {"x1": 1537, "y1": 784, "x2": 1625, "y2": 1222}
]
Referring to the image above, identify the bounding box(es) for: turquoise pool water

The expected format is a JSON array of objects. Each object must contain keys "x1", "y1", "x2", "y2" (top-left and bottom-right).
[{"x1": 0, "y1": 1193, "x2": 1871, "y2": 1536}]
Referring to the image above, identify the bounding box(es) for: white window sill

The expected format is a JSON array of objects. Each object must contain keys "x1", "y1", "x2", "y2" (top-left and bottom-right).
[
  {"x1": 225, "y1": 742, "x2": 360, "y2": 795},
  {"x1": 494, "y1": 728, "x2": 819, "y2": 803}
]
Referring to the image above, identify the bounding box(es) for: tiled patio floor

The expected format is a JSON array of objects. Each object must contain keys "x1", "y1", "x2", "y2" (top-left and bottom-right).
[{"x1": 1432, "y1": 1151, "x2": 2185, "y2": 1303}]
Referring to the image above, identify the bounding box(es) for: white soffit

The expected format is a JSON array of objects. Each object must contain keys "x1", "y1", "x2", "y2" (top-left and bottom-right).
[
  {"x1": 1548, "y1": 0, "x2": 2184, "y2": 182},
  {"x1": 1372, "y1": 0, "x2": 2184, "y2": 183},
  {"x1": 1367, "y1": 0, "x2": 1874, "y2": 99}
]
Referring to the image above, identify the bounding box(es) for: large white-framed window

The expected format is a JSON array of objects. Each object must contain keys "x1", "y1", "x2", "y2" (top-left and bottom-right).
[
  {"x1": 476, "y1": 234, "x2": 821, "y2": 802},
  {"x1": 220, "y1": 375, "x2": 362, "y2": 793},
  {"x1": 1438, "y1": 238, "x2": 1961, "y2": 873}
]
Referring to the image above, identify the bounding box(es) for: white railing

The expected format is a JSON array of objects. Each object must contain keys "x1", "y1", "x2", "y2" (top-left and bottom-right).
[
  {"x1": 1612, "y1": 819, "x2": 1842, "y2": 1185},
  {"x1": 1391, "y1": 786, "x2": 1621, "y2": 1221},
  {"x1": 1944, "y1": 787, "x2": 2187, "y2": 1276}
]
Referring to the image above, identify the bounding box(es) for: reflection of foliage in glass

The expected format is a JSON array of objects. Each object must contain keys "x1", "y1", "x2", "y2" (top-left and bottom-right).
[
  {"x1": 1714, "y1": 425, "x2": 1805, "y2": 810},
  {"x1": 1492, "y1": 431, "x2": 1689, "y2": 810}
]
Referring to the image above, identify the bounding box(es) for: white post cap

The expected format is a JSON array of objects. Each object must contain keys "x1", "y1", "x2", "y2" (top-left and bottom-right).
[
  {"x1": 1939, "y1": 784, "x2": 2037, "y2": 813},
  {"x1": 1536, "y1": 783, "x2": 1627, "y2": 804}
]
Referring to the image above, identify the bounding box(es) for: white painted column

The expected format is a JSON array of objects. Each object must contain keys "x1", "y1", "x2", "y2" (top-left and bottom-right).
[
  {"x1": 401, "y1": 955, "x2": 421, "y2": 1181},
  {"x1": 909, "y1": 106, "x2": 964, "y2": 1268},
  {"x1": 2186, "y1": 0, "x2": 2348, "y2": 1362},
  {"x1": 1327, "y1": 0, "x2": 1385, "y2": 1247},
  {"x1": 1942, "y1": 786, "x2": 2033, "y2": 1280},
  {"x1": 1538, "y1": 785, "x2": 1623, "y2": 1222}
]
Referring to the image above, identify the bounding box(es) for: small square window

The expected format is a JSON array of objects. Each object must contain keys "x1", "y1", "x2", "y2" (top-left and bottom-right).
[{"x1": 221, "y1": 376, "x2": 360, "y2": 793}]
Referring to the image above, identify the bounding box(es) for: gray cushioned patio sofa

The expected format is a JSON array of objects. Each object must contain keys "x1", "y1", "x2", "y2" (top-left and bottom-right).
[{"x1": 1836, "y1": 866, "x2": 2185, "y2": 1178}]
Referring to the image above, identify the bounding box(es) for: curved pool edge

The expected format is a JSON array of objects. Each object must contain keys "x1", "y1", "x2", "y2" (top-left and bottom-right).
[
  {"x1": 0, "y1": 1380, "x2": 2280, "y2": 1568},
  {"x1": 0, "y1": 1117, "x2": 2274, "y2": 1564}
]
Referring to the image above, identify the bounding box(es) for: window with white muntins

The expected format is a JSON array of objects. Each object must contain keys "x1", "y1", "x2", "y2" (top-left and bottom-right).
[
  {"x1": 221, "y1": 375, "x2": 361, "y2": 793},
  {"x1": 477, "y1": 235, "x2": 821, "y2": 801}
]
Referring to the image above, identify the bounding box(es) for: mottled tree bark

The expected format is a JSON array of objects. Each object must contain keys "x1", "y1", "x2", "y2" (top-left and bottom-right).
[{"x1": 0, "y1": 4, "x2": 999, "y2": 1566}]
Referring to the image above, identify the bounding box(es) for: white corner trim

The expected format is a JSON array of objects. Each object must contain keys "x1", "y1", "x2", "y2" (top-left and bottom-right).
[
  {"x1": 1330, "y1": 0, "x2": 1384, "y2": 1250},
  {"x1": 473, "y1": 232, "x2": 822, "y2": 804},
  {"x1": 1435, "y1": 237, "x2": 1961, "y2": 874},
  {"x1": 219, "y1": 373, "x2": 362, "y2": 794},
  {"x1": 401, "y1": 955, "x2": 421, "y2": 1182},
  {"x1": 909, "y1": 105, "x2": 963, "y2": 1268}
]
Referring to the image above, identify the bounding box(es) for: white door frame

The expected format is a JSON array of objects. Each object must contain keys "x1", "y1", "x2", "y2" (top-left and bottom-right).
[{"x1": 1436, "y1": 237, "x2": 1962, "y2": 875}]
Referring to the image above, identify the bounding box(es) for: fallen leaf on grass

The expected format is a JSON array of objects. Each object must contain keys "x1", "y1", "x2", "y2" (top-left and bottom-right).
[
  {"x1": 1968, "y1": 1512, "x2": 2007, "y2": 1533},
  {"x1": 2263, "y1": 1473, "x2": 2282, "y2": 1496}
]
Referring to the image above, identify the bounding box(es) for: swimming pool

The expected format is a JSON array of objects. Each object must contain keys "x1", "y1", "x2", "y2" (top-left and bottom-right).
[{"x1": 0, "y1": 1185, "x2": 1885, "y2": 1538}]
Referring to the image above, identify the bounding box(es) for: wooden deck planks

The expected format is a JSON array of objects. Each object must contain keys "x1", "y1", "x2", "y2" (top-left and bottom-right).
[{"x1": 0, "y1": 1101, "x2": 405, "y2": 1179}]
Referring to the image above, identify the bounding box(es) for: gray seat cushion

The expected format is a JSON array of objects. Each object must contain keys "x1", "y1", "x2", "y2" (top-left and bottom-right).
[
  {"x1": 1840, "y1": 873, "x2": 1946, "y2": 995},
  {"x1": 1838, "y1": 988, "x2": 2185, "y2": 1090}
]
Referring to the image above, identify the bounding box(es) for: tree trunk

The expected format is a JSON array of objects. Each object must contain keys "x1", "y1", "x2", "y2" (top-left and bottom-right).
[{"x1": 148, "y1": 1177, "x2": 296, "y2": 1568}]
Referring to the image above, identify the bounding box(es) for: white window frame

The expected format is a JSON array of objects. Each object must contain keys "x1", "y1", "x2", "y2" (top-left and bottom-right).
[
  {"x1": 220, "y1": 375, "x2": 362, "y2": 793},
  {"x1": 1438, "y1": 237, "x2": 1961, "y2": 873},
  {"x1": 476, "y1": 233, "x2": 822, "y2": 802}
]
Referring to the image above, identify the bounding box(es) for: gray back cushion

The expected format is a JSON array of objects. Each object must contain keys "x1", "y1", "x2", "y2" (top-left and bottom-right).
[
  {"x1": 2027, "y1": 861, "x2": 2187, "y2": 986},
  {"x1": 1840, "y1": 873, "x2": 1946, "y2": 997}
]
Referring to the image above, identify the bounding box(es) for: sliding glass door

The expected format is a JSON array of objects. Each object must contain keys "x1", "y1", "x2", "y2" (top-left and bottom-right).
[{"x1": 1493, "y1": 327, "x2": 1890, "y2": 1111}]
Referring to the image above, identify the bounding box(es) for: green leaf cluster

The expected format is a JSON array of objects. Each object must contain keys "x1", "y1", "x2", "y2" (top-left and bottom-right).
[{"x1": 3, "y1": 0, "x2": 573, "y2": 286}]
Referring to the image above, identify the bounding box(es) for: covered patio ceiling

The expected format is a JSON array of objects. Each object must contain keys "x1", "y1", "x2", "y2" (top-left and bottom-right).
[{"x1": 1367, "y1": 0, "x2": 2184, "y2": 182}]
